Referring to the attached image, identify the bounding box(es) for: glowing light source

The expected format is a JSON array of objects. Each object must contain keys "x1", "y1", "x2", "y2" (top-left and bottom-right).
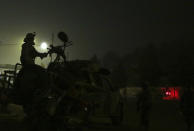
[
  {"x1": 161, "y1": 87, "x2": 180, "y2": 100},
  {"x1": 165, "y1": 91, "x2": 171, "y2": 95},
  {"x1": 40, "y1": 42, "x2": 48, "y2": 50}
]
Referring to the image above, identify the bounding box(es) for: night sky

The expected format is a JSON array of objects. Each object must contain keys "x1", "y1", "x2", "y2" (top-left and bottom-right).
[{"x1": 0, "y1": 0, "x2": 193, "y2": 64}]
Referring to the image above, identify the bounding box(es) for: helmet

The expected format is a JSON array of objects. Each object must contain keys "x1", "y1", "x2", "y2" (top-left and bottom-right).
[{"x1": 24, "y1": 32, "x2": 36, "y2": 43}]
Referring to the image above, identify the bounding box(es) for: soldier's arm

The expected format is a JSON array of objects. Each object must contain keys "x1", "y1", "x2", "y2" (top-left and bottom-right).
[{"x1": 32, "y1": 46, "x2": 48, "y2": 59}]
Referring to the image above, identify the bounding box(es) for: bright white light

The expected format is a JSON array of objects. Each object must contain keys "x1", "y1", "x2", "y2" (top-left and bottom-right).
[{"x1": 40, "y1": 42, "x2": 48, "y2": 50}]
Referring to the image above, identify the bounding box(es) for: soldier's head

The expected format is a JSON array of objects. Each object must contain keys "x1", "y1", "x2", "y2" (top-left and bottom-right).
[{"x1": 24, "y1": 32, "x2": 36, "y2": 45}]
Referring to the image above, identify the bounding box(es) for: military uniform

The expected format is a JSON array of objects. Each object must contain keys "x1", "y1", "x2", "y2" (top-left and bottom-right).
[
  {"x1": 20, "y1": 43, "x2": 47, "y2": 66},
  {"x1": 20, "y1": 32, "x2": 47, "y2": 66},
  {"x1": 13, "y1": 33, "x2": 50, "y2": 131}
]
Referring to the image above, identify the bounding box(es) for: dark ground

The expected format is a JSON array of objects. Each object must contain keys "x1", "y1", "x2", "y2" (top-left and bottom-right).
[{"x1": 0, "y1": 98, "x2": 191, "y2": 131}]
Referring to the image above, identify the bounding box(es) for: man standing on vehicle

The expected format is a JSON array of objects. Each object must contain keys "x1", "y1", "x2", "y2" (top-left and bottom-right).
[{"x1": 14, "y1": 32, "x2": 50, "y2": 130}]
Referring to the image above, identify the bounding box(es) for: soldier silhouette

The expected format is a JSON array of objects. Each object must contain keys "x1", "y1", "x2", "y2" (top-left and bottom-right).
[
  {"x1": 17, "y1": 32, "x2": 49, "y2": 95},
  {"x1": 12, "y1": 33, "x2": 51, "y2": 131},
  {"x1": 20, "y1": 32, "x2": 48, "y2": 66},
  {"x1": 137, "y1": 82, "x2": 152, "y2": 131},
  {"x1": 180, "y1": 85, "x2": 194, "y2": 131}
]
